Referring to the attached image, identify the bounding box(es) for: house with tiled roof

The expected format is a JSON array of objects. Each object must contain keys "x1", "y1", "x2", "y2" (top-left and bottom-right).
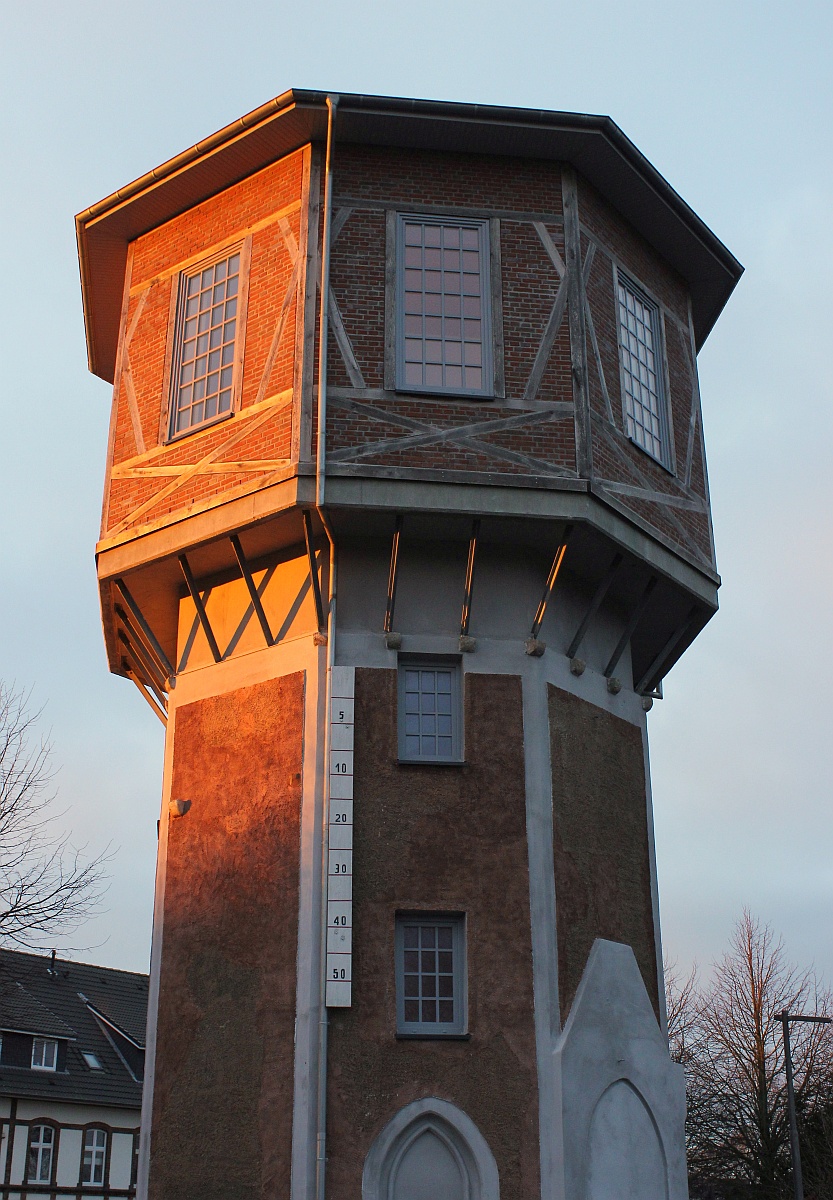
[{"x1": 0, "y1": 949, "x2": 147, "y2": 1198}]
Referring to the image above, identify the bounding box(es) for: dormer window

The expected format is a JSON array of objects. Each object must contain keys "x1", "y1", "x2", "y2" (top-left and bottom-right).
[{"x1": 31, "y1": 1037, "x2": 58, "y2": 1071}]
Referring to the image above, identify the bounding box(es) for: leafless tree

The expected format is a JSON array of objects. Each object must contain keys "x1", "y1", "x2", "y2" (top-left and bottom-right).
[
  {"x1": 667, "y1": 911, "x2": 833, "y2": 1200},
  {"x1": 0, "y1": 683, "x2": 107, "y2": 948}
]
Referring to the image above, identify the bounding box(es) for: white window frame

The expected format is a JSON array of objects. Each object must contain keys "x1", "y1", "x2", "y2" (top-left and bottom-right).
[
  {"x1": 81, "y1": 1126, "x2": 108, "y2": 1186},
  {"x1": 614, "y1": 267, "x2": 674, "y2": 471},
  {"x1": 31, "y1": 1037, "x2": 58, "y2": 1071},
  {"x1": 395, "y1": 914, "x2": 467, "y2": 1037},
  {"x1": 165, "y1": 241, "x2": 250, "y2": 442},
  {"x1": 395, "y1": 214, "x2": 494, "y2": 399},
  {"x1": 397, "y1": 658, "x2": 463, "y2": 764},
  {"x1": 27, "y1": 1124, "x2": 56, "y2": 1183}
]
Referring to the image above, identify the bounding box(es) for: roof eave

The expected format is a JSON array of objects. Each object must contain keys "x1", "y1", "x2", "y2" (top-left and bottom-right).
[{"x1": 77, "y1": 89, "x2": 743, "y2": 383}]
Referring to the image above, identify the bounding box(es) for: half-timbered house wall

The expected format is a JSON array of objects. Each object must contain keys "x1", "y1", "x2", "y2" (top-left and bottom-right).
[{"x1": 100, "y1": 146, "x2": 312, "y2": 549}]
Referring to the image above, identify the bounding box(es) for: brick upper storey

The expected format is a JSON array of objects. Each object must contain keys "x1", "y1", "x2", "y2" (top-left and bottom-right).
[{"x1": 77, "y1": 91, "x2": 741, "y2": 682}]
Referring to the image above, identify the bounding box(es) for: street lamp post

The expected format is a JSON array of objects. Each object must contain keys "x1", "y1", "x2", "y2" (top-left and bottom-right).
[{"x1": 778, "y1": 1010, "x2": 832, "y2": 1200}]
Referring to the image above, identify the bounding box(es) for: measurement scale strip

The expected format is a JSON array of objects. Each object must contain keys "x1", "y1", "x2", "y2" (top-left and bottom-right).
[{"x1": 326, "y1": 666, "x2": 354, "y2": 1007}]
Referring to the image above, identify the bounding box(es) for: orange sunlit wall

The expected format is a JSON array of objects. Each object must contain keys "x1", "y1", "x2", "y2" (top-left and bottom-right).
[{"x1": 101, "y1": 146, "x2": 311, "y2": 547}]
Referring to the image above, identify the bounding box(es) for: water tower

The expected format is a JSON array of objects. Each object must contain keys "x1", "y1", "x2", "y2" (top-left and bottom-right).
[{"x1": 76, "y1": 91, "x2": 741, "y2": 1200}]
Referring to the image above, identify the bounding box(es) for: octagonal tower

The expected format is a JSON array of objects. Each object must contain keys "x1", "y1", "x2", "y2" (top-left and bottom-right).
[{"x1": 77, "y1": 91, "x2": 741, "y2": 1200}]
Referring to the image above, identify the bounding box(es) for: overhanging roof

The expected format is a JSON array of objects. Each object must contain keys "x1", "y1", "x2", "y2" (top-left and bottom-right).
[{"x1": 77, "y1": 89, "x2": 743, "y2": 384}]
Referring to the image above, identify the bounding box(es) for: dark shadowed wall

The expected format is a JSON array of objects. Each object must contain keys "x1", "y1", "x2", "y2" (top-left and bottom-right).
[
  {"x1": 549, "y1": 685, "x2": 658, "y2": 1023},
  {"x1": 326, "y1": 667, "x2": 540, "y2": 1200}
]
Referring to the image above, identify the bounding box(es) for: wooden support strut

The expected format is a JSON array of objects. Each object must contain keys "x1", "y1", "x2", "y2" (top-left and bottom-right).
[
  {"x1": 113, "y1": 603, "x2": 170, "y2": 695},
  {"x1": 113, "y1": 578, "x2": 175, "y2": 680},
  {"x1": 383, "y1": 515, "x2": 403, "y2": 634},
  {"x1": 123, "y1": 664, "x2": 168, "y2": 727},
  {"x1": 566, "y1": 553, "x2": 624, "y2": 660},
  {"x1": 303, "y1": 510, "x2": 326, "y2": 633},
  {"x1": 634, "y1": 606, "x2": 699, "y2": 696},
  {"x1": 460, "y1": 519, "x2": 481, "y2": 638},
  {"x1": 229, "y1": 534, "x2": 274, "y2": 647},
  {"x1": 119, "y1": 637, "x2": 168, "y2": 721},
  {"x1": 116, "y1": 628, "x2": 168, "y2": 710},
  {"x1": 604, "y1": 575, "x2": 658, "y2": 679},
  {"x1": 530, "y1": 525, "x2": 572, "y2": 640},
  {"x1": 178, "y1": 554, "x2": 222, "y2": 664}
]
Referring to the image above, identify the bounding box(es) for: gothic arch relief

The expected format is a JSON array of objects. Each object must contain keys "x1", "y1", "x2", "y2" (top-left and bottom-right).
[
  {"x1": 587, "y1": 1079, "x2": 668, "y2": 1200},
  {"x1": 362, "y1": 1097, "x2": 500, "y2": 1200}
]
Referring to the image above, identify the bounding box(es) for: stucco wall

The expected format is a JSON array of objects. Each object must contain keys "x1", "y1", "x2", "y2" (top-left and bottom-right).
[
  {"x1": 326, "y1": 667, "x2": 540, "y2": 1200},
  {"x1": 148, "y1": 673, "x2": 304, "y2": 1200},
  {"x1": 548, "y1": 685, "x2": 659, "y2": 1022}
]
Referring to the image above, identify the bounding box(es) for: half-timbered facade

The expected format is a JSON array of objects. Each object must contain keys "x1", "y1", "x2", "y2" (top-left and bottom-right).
[
  {"x1": 77, "y1": 91, "x2": 741, "y2": 1200},
  {"x1": 0, "y1": 951, "x2": 146, "y2": 1200}
]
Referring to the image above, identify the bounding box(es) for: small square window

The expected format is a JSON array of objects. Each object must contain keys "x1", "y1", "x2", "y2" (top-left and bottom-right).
[
  {"x1": 31, "y1": 1037, "x2": 58, "y2": 1071},
  {"x1": 616, "y1": 274, "x2": 672, "y2": 469},
  {"x1": 81, "y1": 1051, "x2": 103, "y2": 1070},
  {"x1": 168, "y1": 249, "x2": 245, "y2": 439},
  {"x1": 396, "y1": 216, "x2": 492, "y2": 397},
  {"x1": 398, "y1": 660, "x2": 462, "y2": 763},
  {"x1": 396, "y1": 915, "x2": 466, "y2": 1036}
]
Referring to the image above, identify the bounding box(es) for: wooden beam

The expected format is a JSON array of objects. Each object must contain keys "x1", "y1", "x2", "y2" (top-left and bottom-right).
[
  {"x1": 303, "y1": 510, "x2": 326, "y2": 633},
  {"x1": 634, "y1": 606, "x2": 699, "y2": 695},
  {"x1": 566, "y1": 553, "x2": 623, "y2": 659},
  {"x1": 460, "y1": 519, "x2": 481, "y2": 637},
  {"x1": 383, "y1": 515, "x2": 403, "y2": 634},
  {"x1": 229, "y1": 534, "x2": 274, "y2": 648},
  {"x1": 123, "y1": 664, "x2": 168, "y2": 726},
  {"x1": 117, "y1": 632, "x2": 168, "y2": 711},
  {"x1": 113, "y1": 603, "x2": 169, "y2": 693},
  {"x1": 113, "y1": 578, "x2": 175, "y2": 679},
  {"x1": 521, "y1": 276, "x2": 568, "y2": 405},
  {"x1": 328, "y1": 289, "x2": 366, "y2": 388},
  {"x1": 530, "y1": 526, "x2": 572, "y2": 639},
  {"x1": 604, "y1": 575, "x2": 658, "y2": 678},
  {"x1": 178, "y1": 554, "x2": 222, "y2": 663},
  {"x1": 562, "y1": 167, "x2": 593, "y2": 478}
]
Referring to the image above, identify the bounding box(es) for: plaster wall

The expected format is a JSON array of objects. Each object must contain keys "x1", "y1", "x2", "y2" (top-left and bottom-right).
[{"x1": 147, "y1": 672, "x2": 305, "y2": 1200}]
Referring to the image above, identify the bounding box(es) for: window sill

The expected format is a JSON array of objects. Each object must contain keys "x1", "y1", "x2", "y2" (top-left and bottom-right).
[
  {"x1": 396, "y1": 1032, "x2": 471, "y2": 1041},
  {"x1": 397, "y1": 758, "x2": 467, "y2": 768},
  {"x1": 394, "y1": 384, "x2": 496, "y2": 403},
  {"x1": 626, "y1": 434, "x2": 675, "y2": 477},
  {"x1": 165, "y1": 406, "x2": 235, "y2": 445}
]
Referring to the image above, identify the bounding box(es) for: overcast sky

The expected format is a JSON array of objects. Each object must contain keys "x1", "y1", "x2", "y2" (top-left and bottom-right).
[{"x1": 0, "y1": 0, "x2": 830, "y2": 982}]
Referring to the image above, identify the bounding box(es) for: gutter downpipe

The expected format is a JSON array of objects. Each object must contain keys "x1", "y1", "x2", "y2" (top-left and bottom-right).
[{"x1": 314, "y1": 92, "x2": 338, "y2": 1200}]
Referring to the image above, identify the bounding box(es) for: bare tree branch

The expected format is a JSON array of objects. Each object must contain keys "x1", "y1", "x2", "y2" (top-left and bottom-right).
[{"x1": 0, "y1": 683, "x2": 108, "y2": 949}]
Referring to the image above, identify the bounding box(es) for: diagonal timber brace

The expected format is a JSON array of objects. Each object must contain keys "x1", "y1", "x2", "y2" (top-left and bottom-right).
[
  {"x1": 604, "y1": 575, "x2": 658, "y2": 679},
  {"x1": 530, "y1": 526, "x2": 572, "y2": 641},
  {"x1": 178, "y1": 554, "x2": 222, "y2": 663},
  {"x1": 303, "y1": 511, "x2": 326, "y2": 633},
  {"x1": 230, "y1": 534, "x2": 274, "y2": 647}
]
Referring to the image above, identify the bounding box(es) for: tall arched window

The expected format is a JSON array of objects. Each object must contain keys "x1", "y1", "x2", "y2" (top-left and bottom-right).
[
  {"x1": 27, "y1": 1124, "x2": 56, "y2": 1184},
  {"x1": 363, "y1": 1098, "x2": 499, "y2": 1200},
  {"x1": 81, "y1": 1126, "x2": 109, "y2": 1186}
]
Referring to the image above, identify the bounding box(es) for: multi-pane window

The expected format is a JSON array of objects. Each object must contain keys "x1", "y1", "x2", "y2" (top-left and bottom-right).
[
  {"x1": 397, "y1": 216, "x2": 491, "y2": 396},
  {"x1": 398, "y1": 662, "x2": 461, "y2": 762},
  {"x1": 27, "y1": 1125, "x2": 55, "y2": 1183},
  {"x1": 617, "y1": 276, "x2": 671, "y2": 467},
  {"x1": 31, "y1": 1037, "x2": 58, "y2": 1070},
  {"x1": 396, "y1": 916, "x2": 466, "y2": 1036},
  {"x1": 169, "y1": 251, "x2": 241, "y2": 437},
  {"x1": 81, "y1": 1127, "x2": 108, "y2": 1185}
]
